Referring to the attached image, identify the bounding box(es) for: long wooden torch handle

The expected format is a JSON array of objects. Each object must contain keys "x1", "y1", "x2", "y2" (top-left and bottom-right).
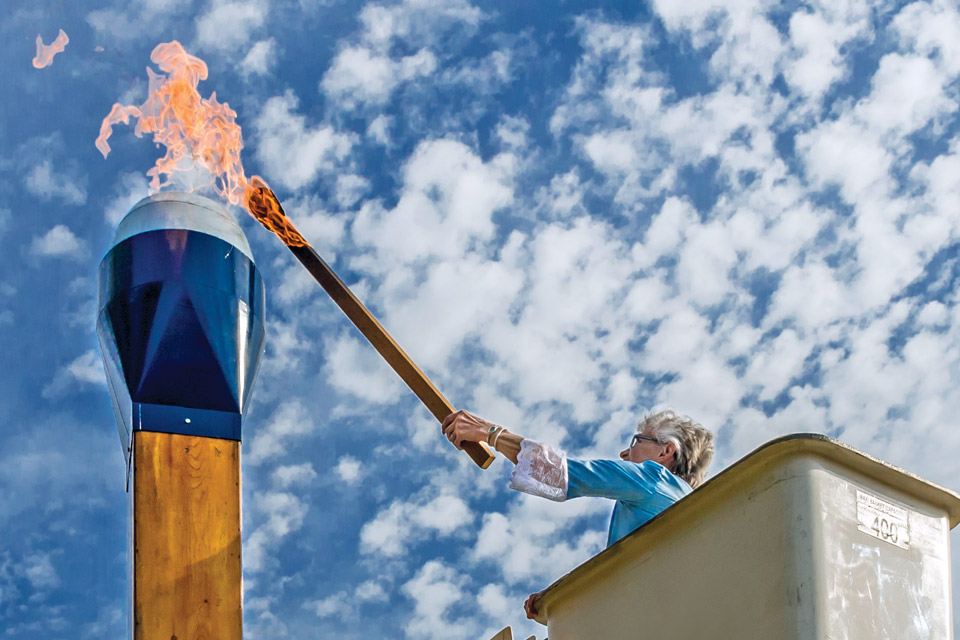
[{"x1": 287, "y1": 244, "x2": 495, "y2": 469}]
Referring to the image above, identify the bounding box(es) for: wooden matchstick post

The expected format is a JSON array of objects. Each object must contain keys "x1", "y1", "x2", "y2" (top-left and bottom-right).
[{"x1": 133, "y1": 432, "x2": 242, "y2": 639}]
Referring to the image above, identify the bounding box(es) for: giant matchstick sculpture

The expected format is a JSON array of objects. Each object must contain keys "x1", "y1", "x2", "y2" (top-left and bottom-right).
[{"x1": 97, "y1": 191, "x2": 265, "y2": 639}]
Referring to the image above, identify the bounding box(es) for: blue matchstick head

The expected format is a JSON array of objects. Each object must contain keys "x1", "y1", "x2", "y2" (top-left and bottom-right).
[{"x1": 97, "y1": 192, "x2": 266, "y2": 467}]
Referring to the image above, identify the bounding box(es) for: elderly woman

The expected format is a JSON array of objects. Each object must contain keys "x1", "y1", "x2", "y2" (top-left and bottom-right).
[{"x1": 441, "y1": 408, "x2": 714, "y2": 619}]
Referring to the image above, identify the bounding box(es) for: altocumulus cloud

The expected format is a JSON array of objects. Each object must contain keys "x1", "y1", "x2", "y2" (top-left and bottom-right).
[
  {"x1": 30, "y1": 224, "x2": 87, "y2": 260},
  {"x1": 8, "y1": 1, "x2": 960, "y2": 639}
]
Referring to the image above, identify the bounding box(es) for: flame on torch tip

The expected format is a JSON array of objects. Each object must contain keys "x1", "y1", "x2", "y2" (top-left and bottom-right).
[
  {"x1": 244, "y1": 177, "x2": 308, "y2": 248},
  {"x1": 33, "y1": 29, "x2": 69, "y2": 69}
]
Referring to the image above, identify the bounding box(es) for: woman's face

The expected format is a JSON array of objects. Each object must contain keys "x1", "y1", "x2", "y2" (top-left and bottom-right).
[{"x1": 620, "y1": 430, "x2": 676, "y2": 467}]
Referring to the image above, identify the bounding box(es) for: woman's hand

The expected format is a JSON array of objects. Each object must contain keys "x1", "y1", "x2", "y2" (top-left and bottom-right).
[
  {"x1": 441, "y1": 410, "x2": 496, "y2": 450},
  {"x1": 523, "y1": 590, "x2": 543, "y2": 620}
]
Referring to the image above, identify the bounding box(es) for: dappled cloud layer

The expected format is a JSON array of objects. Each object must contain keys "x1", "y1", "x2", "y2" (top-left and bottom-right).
[{"x1": 9, "y1": 1, "x2": 960, "y2": 639}]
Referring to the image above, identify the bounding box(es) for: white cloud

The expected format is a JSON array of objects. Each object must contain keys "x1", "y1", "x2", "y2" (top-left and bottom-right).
[
  {"x1": 797, "y1": 117, "x2": 891, "y2": 204},
  {"x1": 240, "y1": 38, "x2": 276, "y2": 77},
  {"x1": 583, "y1": 130, "x2": 638, "y2": 174},
  {"x1": 440, "y1": 48, "x2": 513, "y2": 96},
  {"x1": 478, "y1": 218, "x2": 637, "y2": 423},
  {"x1": 258, "y1": 318, "x2": 307, "y2": 384},
  {"x1": 140, "y1": 0, "x2": 191, "y2": 12},
  {"x1": 744, "y1": 329, "x2": 810, "y2": 401},
  {"x1": 729, "y1": 200, "x2": 827, "y2": 272},
  {"x1": 495, "y1": 116, "x2": 528, "y2": 152},
  {"x1": 283, "y1": 195, "x2": 346, "y2": 253},
  {"x1": 643, "y1": 196, "x2": 696, "y2": 258},
  {"x1": 367, "y1": 115, "x2": 391, "y2": 145},
  {"x1": 244, "y1": 491, "x2": 308, "y2": 573},
  {"x1": 917, "y1": 301, "x2": 949, "y2": 328},
  {"x1": 81, "y1": 604, "x2": 124, "y2": 639},
  {"x1": 254, "y1": 91, "x2": 354, "y2": 191},
  {"x1": 335, "y1": 174, "x2": 370, "y2": 209},
  {"x1": 781, "y1": 1, "x2": 871, "y2": 103},
  {"x1": 321, "y1": 0, "x2": 483, "y2": 108},
  {"x1": 304, "y1": 591, "x2": 348, "y2": 618},
  {"x1": 25, "y1": 161, "x2": 87, "y2": 206},
  {"x1": 271, "y1": 463, "x2": 317, "y2": 488},
  {"x1": 472, "y1": 496, "x2": 607, "y2": 586},
  {"x1": 358, "y1": 0, "x2": 481, "y2": 49},
  {"x1": 274, "y1": 262, "x2": 320, "y2": 306},
  {"x1": 42, "y1": 350, "x2": 105, "y2": 400},
  {"x1": 675, "y1": 221, "x2": 738, "y2": 307},
  {"x1": 360, "y1": 494, "x2": 473, "y2": 557},
  {"x1": 352, "y1": 138, "x2": 513, "y2": 266},
  {"x1": 784, "y1": 11, "x2": 848, "y2": 100},
  {"x1": 322, "y1": 334, "x2": 405, "y2": 406},
  {"x1": 335, "y1": 455, "x2": 362, "y2": 485},
  {"x1": 355, "y1": 580, "x2": 388, "y2": 603},
  {"x1": 649, "y1": 0, "x2": 736, "y2": 36},
  {"x1": 539, "y1": 169, "x2": 585, "y2": 218},
  {"x1": 857, "y1": 53, "x2": 952, "y2": 137},
  {"x1": 246, "y1": 400, "x2": 315, "y2": 465},
  {"x1": 86, "y1": 9, "x2": 140, "y2": 41},
  {"x1": 303, "y1": 579, "x2": 388, "y2": 623},
  {"x1": 401, "y1": 561, "x2": 472, "y2": 640},
  {"x1": 86, "y1": 0, "x2": 189, "y2": 40},
  {"x1": 892, "y1": 0, "x2": 960, "y2": 77},
  {"x1": 196, "y1": 0, "x2": 266, "y2": 52},
  {"x1": 323, "y1": 47, "x2": 437, "y2": 106},
  {"x1": 382, "y1": 255, "x2": 523, "y2": 372},
  {"x1": 767, "y1": 260, "x2": 853, "y2": 332},
  {"x1": 30, "y1": 225, "x2": 87, "y2": 260},
  {"x1": 21, "y1": 553, "x2": 59, "y2": 591},
  {"x1": 708, "y1": 12, "x2": 784, "y2": 88}
]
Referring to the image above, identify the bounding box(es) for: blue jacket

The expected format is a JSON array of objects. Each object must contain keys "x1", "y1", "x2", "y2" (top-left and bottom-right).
[{"x1": 567, "y1": 459, "x2": 691, "y2": 546}]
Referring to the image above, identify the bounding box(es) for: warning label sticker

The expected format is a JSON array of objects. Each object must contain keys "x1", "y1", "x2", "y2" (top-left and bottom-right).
[{"x1": 856, "y1": 489, "x2": 910, "y2": 550}]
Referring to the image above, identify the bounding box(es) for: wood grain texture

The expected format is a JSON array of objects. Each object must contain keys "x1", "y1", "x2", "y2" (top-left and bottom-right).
[{"x1": 133, "y1": 431, "x2": 242, "y2": 640}]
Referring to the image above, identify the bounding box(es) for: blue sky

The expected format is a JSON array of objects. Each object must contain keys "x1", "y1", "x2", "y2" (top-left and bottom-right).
[{"x1": 3, "y1": 0, "x2": 960, "y2": 637}]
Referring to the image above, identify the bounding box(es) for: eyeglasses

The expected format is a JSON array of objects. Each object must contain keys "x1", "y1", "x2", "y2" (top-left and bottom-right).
[{"x1": 629, "y1": 433, "x2": 662, "y2": 448}]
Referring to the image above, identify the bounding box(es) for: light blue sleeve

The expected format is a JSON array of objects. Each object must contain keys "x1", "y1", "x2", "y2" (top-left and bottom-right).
[{"x1": 566, "y1": 459, "x2": 676, "y2": 505}]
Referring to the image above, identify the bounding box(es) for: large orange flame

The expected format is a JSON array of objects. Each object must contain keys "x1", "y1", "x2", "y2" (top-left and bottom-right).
[
  {"x1": 97, "y1": 41, "x2": 309, "y2": 247},
  {"x1": 33, "y1": 29, "x2": 69, "y2": 69},
  {"x1": 96, "y1": 41, "x2": 248, "y2": 205}
]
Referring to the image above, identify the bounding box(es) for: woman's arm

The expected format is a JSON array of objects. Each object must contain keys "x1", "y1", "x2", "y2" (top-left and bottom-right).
[
  {"x1": 441, "y1": 409, "x2": 523, "y2": 464},
  {"x1": 566, "y1": 459, "x2": 667, "y2": 502},
  {"x1": 443, "y1": 410, "x2": 567, "y2": 501}
]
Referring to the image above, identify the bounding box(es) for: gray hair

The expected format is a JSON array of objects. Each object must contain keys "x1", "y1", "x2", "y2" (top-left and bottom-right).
[{"x1": 639, "y1": 410, "x2": 714, "y2": 489}]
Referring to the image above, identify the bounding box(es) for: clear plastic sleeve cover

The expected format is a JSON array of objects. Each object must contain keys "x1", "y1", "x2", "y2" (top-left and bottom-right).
[{"x1": 509, "y1": 439, "x2": 568, "y2": 502}]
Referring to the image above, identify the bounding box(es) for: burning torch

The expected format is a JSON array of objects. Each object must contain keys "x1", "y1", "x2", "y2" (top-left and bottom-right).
[{"x1": 244, "y1": 178, "x2": 495, "y2": 468}]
